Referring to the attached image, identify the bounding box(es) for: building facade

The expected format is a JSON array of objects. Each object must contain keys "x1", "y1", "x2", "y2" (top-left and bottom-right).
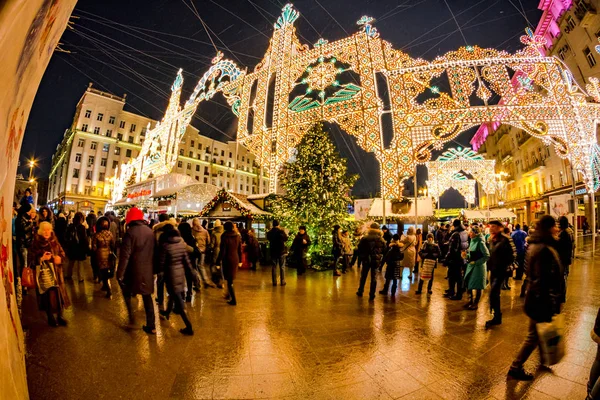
[{"x1": 48, "y1": 84, "x2": 268, "y2": 212}]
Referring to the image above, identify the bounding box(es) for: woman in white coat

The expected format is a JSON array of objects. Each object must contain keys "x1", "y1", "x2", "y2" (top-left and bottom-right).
[{"x1": 399, "y1": 227, "x2": 417, "y2": 279}]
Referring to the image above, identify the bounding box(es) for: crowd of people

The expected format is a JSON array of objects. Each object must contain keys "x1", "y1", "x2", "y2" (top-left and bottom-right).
[{"x1": 13, "y1": 190, "x2": 600, "y2": 392}]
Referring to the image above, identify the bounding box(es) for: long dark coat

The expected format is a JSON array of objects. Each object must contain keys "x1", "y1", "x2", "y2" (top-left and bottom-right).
[
  {"x1": 66, "y1": 223, "x2": 89, "y2": 261},
  {"x1": 218, "y1": 231, "x2": 242, "y2": 281},
  {"x1": 159, "y1": 231, "x2": 193, "y2": 295},
  {"x1": 92, "y1": 230, "x2": 114, "y2": 270},
  {"x1": 117, "y1": 220, "x2": 155, "y2": 295}
]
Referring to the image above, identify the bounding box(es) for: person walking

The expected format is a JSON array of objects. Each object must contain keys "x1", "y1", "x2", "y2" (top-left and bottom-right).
[
  {"x1": 158, "y1": 225, "x2": 195, "y2": 335},
  {"x1": 356, "y1": 222, "x2": 386, "y2": 301},
  {"x1": 379, "y1": 234, "x2": 402, "y2": 296},
  {"x1": 349, "y1": 226, "x2": 363, "y2": 269},
  {"x1": 290, "y1": 226, "x2": 311, "y2": 276},
  {"x1": 400, "y1": 227, "x2": 417, "y2": 279},
  {"x1": 511, "y1": 224, "x2": 528, "y2": 280},
  {"x1": 413, "y1": 228, "x2": 423, "y2": 275},
  {"x1": 331, "y1": 225, "x2": 343, "y2": 276},
  {"x1": 443, "y1": 219, "x2": 469, "y2": 300},
  {"x1": 29, "y1": 221, "x2": 71, "y2": 326},
  {"x1": 485, "y1": 220, "x2": 516, "y2": 328},
  {"x1": 54, "y1": 212, "x2": 68, "y2": 250},
  {"x1": 463, "y1": 226, "x2": 489, "y2": 310},
  {"x1": 246, "y1": 228, "x2": 260, "y2": 271},
  {"x1": 192, "y1": 218, "x2": 215, "y2": 288},
  {"x1": 117, "y1": 207, "x2": 156, "y2": 335},
  {"x1": 267, "y1": 220, "x2": 288, "y2": 286},
  {"x1": 508, "y1": 215, "x2": 565, "y2": 380},
  {"x1": 557, "y1": 216, "x2": 574, "y2": 277},
  {"x1": 210, "y1": 219, "x2": 225, "y2": 287},
  {"x1": 416, "y1": 233, "x2": 440, "y2": 295},
  {"x1": 381, "y1": 226, "x2": 393, "y2": 246},
  {"x1": 91, "y1": 217, "x2": 115, "y2": 298},
  {"x1": 175, "y1": 221, "x2": 199, "y2": 301},
  {"x1": 217, "y1": 221, "x2": 242, "y2": 306},
  {"x1": 65, "y1": 212, "x2": 89, "y2": 283}
]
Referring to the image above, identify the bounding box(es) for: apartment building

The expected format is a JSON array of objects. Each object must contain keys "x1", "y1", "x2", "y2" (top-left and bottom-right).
[{"x1": 48, "y1": 84, "x2": 268, "y2": 212}]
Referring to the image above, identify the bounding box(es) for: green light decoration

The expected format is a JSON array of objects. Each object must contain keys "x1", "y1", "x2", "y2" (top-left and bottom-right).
[
  {"x1": 274, "y1": 3, "x2": 299, "y2": 30},
  {"x1": 314, "y1": 38, "x2": 329, "y2": 48},
  {"x1": 430, "y1": 86, "x2": 440, "y2": 94},
  {"x1": 438, "y1": 147, "x2": 485, "y2": 161}
]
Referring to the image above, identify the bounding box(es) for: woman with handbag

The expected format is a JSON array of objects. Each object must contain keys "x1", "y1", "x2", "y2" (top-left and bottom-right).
[
  {"x1": 463, "y1": 226, "x2": 490, "y2": 310},
  {"x1": 92, "y1": 217, "x2": 115, "y2": 298},
  {"x1": 399, "y1": 227, "x2": 417, "y2": 280},
  {"x1": 27, "y1": 221, "x2": 70, "y2": 327}
]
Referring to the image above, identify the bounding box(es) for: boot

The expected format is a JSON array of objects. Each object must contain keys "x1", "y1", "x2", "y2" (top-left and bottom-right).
[
  {"x1": 47, "y1": 314, "x2": 58, "y2": 327},
  {"x1": 227, "y1": 285, "x2": 237, "y2": 306},
  {"x1": 379, "y1": 280, "x2": 390, "y2": 295},
  {"x1": 485, "y1": 313, "x2": 502, "y2": 328},
  {"x1": 180, "y1": 327, "x2": 194, "y2": 336},
  {"x1": 390, "y1": 283, "x2": 397, "y2": 296}
]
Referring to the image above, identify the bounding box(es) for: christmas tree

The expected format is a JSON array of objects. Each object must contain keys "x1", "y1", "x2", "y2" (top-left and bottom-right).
[{"x1": 272, "y1": 123, "x2": 357, "y2": 266}]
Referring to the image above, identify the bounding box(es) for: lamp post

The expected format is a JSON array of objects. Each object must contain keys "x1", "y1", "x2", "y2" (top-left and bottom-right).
[{"x1": 28, "y1": 158, "x2": 36, "y2": 181}]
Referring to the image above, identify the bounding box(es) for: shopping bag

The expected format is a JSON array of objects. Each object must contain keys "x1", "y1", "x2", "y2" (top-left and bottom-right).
[
  {"x1": 536, "y1": 314, "x2": 565, "y2": 366},
  {"x1": 21, "y1": 266, "x2": 35, "y2": 289},
  {"x1": 420, "y1": 259, "x2": 436, "y2": 281}
]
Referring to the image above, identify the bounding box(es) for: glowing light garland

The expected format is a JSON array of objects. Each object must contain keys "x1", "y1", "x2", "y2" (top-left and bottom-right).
[
  {"x1": 425, "y1": 147, "x2": 496, "y2": 204},
  {"x1": 113, "y1": 3, "x2": 600, "y2": 202}
]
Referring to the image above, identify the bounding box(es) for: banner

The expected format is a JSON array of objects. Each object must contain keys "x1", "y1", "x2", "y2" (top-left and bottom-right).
[
  {"x1": 0, "y1": 1, "x2": 76, "y2": 399},
  {"x1": 549, "y1": 194, "x2": 571, "y2": 218},
  {"x1": 354, "y1": 199, "x2": 374, "y2": 220}
]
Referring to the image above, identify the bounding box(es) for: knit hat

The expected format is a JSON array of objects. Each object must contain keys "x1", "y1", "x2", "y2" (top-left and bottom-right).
[
  {"x1": 214, "y1": 219, "x2": 222, "y2": 227},
  {"x1": 369, "y1": 222, "x2": 380, "y2": 229},
  {"x1": 125, "y1": 207, "x2": 144, "y2": 225}
]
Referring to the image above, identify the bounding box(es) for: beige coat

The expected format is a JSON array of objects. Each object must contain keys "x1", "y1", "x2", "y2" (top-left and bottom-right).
[{"x1": 400, "y1": 234, "x2": 417, "y2": 268}]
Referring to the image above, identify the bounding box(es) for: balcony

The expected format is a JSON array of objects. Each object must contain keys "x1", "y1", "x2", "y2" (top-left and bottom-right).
[
  {"x1": 523, "y1": 159, "x2": 546, "y2": 175},
  {"x1": 517, "y1": 134, "x2": 530, "y2": 146}
]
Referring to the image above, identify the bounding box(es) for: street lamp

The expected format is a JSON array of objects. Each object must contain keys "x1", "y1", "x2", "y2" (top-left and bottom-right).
[{"x1": 28, "y1": 158, "x2": 36, "y2": 181}]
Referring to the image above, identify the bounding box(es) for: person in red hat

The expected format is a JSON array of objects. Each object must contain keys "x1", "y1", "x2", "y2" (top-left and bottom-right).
[{"x1": 117, "y1": 207, "x2": 156, "y2": 334}]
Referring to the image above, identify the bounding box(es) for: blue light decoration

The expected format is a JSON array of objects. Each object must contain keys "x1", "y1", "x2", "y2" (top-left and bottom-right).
[
  {"x1": 274, "y1": 3, "x2": 299, "y2": 29},
  {"x1": 596, "y1": 37, "x2": 600, "y2": 55},
  {"x1": 430, "y1": 86, "x2": 440, "y2": 94},
  {"x1": 356, "y1": 15, "x2": 379, "y2": 39},
  {"x1": 186, "y1": 51, "x2": 244, "y2": 108},
  {"x1": 517, "y1": 75, "x2": 534, "y2": 92}
]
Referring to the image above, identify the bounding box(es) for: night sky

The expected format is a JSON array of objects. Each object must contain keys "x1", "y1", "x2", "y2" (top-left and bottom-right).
[{"x1": 22, "y1": 0, "x2": 542, "y2": 207}]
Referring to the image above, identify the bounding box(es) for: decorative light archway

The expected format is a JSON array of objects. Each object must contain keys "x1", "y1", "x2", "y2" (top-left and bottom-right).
[
  {"x1": 425, "y1": 147, "x2": 496, "y2": 205},
  {"x1": 113, "y1": 3, "x2": 600, "y2": 201}
]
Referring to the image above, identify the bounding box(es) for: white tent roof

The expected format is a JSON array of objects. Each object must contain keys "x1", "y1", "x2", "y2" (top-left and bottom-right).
[
  {"x1": 367, "y1": 198, "x2": 433, "y2": 218},
  {"x1": 462, "y1": 208, "x2": 517, "y2": 220}
]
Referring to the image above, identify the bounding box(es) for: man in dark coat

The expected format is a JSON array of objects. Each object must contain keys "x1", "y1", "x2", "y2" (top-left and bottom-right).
[
  {"x1": 15, "y1": 202, "x2": 34, "y2": 276},
  {"x1": 54, "y1": 212, "x2": 68, "y2": 249},
  {"x1": 267, "y1": 220, "x2": 288, "y2": 286},
  {"x1": 508, "y1": 215, "x2": 565, "y2": 381},
  {"x1": 557, "y1": 216, "x2": 574, "y2": 276},
  {"x1": 511, "y1": 224, "x2": 528, "y2": 280},
  {"x1": 485, "y1": 220, "x2": 516, "y2": 328},
  {"x1": 290, "y1": 225, "x2": 311, "y2": 276},
  {"x1": 331, "y1": 225, "x2": 343, "y2": 276},
  {"x1": 158, "y1": 226, "x2": 194, "y2": 335},
  {"x1": 117, "y1": 207, "x2": 156, "y2": 334},
  {"x1": 217, "y1": 221, "x2": 242, "y2": 306},
  {"x1": 356, "y1": 222, "x2": 387, "y2": 301},
  {"x1": 443, "y1": 219, "x2": 469, "y2": 300},
  {"x1": 85, "y1": 210, "x2": 97, "y2": 236}
]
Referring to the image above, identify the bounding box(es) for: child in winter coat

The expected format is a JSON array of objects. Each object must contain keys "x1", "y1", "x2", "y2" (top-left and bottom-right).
[
  {"x1": 380, "y1": 234, "x2": 403, "y2": 295},
  {"x1": 416, "y1": 233, "x2": 440, "y2": 295}
]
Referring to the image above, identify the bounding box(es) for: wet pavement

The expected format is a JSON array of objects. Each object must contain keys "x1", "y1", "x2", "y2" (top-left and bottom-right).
[{"x1": 22, "y1": 253, "x2": 600, "y2": 400}]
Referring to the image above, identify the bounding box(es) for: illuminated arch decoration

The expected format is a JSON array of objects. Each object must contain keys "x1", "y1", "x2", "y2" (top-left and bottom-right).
[
  {"x1": 425, "y1": 147, "x2": 496, "y2": 205},
  {"x1": 114, "y1": 4, "x2": 600, "y2": 202}
]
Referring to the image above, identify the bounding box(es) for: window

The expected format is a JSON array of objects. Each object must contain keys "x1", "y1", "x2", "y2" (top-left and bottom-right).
[
  {"x1": 198, "y1": 143, "x2": 202, "y2": 150},
  {"x1": 221, "y1": 150, "x2": 225, "y2": 157},
  {"x1": 82, "y1": 124, "x2": 88, "y2": 132},
  {"x1": 240, "y1": 184, "x2": 243, "y2": 191},
  {"x1": 178, "y1": 161, "x2": 183, "y2": 168},
  {"x1": 127, "y1": 136, "x2": 134, "y2": 144},
  {"x1": 112, "y1": 160, "x2": 118, "y2": 169},
  {"x1": 187, "y1": 163, "x2": 191, "y2": 170},
  {"x1": 71, "y1": 184, "x2": 78, "y2": 194},
  {"x1": 196, "y1": 165, "x2": 200, "y2": 172},
  {"x1": 88, "y1": 156, "x2": 95, "y2": 166},
  {"x1": 584, "y1": 47, "x2": 596, "y2": 67},
  {"x1": 72, "y1": 168, "x2": 79, "y2": 178},
  {"x1": 91, "y1": 141, "x2": 97, "y2": 150},
  {"x1": 97, "y1": 113, "x2": 103, "y2": 121},
  {"x1": 117, "y1": 133, "x2": 123, "y2": 140},
  {"x1": 78, "y1": 139, "x2": 84, "y2": 147},
  {"x1": 93, "y1": 127, "x2": 100, "y2": 134},
  {"x1": 99, "y1": 172, "x2": 105, "y2": 181},
  {"x1": 191, "y1": 140, "x2": 195, "y2": 147},
  {"x1": 119, "y1": 121, "x2": 125, "y2": 129},
  {"x1": 550, "y1": 174, "x2": 555, "y2": 189},
  {"x1": 204, "y1": 167, "x2": 209, "y2": 175},
  {"x1": 106, "y1": 129, "x2": 112, "y2": 137},
  {"x1": 566, "y1": 15, "x2": 576, "y2": 30},
  {"x1": 115, "y1": 147, "x2": 121, "y2": 155},
  {"x1": 101, "y1": 158, "x2": 107, "y2": 167},
  {"x1": 75, "y1": 153, "x2": 82, "y2": 162},
  {"x1": 141, "y1": 127, "x2": 147, "y2": 135},
  {"x1": 179, "y1": 149, "x2": 184, "y2": 156},
  {"x1": 229, "y1": 152, "x2": 232, "y2": 158},
  {"x1": 242, "y1": 156, "x2": 245, "y2": 162},
  {"x1": 126, "y1": 149, "x2": 132, "y2": 157},
  {"x1": 204, "y1": 177, "x2": 208, "y2": 183},
  {"x1": 84, "y1": 110, "x2": 91, "y2": 118},
  {"x1": 102, "y1": 143, "x2": 109, "y2": 152},
  {"x1": 86, "y1": 170, "x2": 92, "y2": 180},
  {"x1": 130, "y1": 124, "x2": 136, "y2": 133},
  {"x1": 109, "y1": 116, "x2": 115, "y2": 124},
  {"x1": 189, "y1": 151, "x2": 194, "y2": 157},
  {"x1": 84, "y1": 186, "x2": 91, "y2": 195},
  {"x1": 195, "y1": 176, "x2": 199, "y2": 181}
]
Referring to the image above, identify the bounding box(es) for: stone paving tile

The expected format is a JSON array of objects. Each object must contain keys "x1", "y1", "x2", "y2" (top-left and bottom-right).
[{"x1": 22, "y1": 255, "x2": 600, "y2": 399}]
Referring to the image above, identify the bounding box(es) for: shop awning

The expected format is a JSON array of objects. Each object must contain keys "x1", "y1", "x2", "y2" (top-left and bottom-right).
[{"x1": 367, "y1": 198, "x2": 433, "y2": 218}]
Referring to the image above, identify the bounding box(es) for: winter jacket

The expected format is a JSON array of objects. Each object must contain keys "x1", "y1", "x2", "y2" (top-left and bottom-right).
[
  {"x1": 267, "y1": 226, "x2": 288, "y2": 257},
  {"x1": 152, "y1": 219, "x2": 177, "y2": 242},
  {"x1": 15, "y1": 212, "x2": 34, "y2": 248},
  {"x1": 332, "y1": 229, "x2": 343, "y2": 255},
  {"x1": 341, "y1": 235, "x2": 353, "y2": 255},
  {"x1": 117, "y1": 220, "x2": 155, "y2": 295},
  {"x1": 54, "y1": 216, "x2": 68, "y2": 247},
  {"x1": 384, "y1": 241, "x2": 402, "y2": 279},
  {"x1": 419, "y1": 242, "x2": 440, "y2": 261},
  {"x1": 92, "y1": 230, "x2": 114, "y2": 270},
  {"x1": 66, "y1": 223, "x2": 89, "y2": 261},
  {"x1": 557, "y1": 229, "x2": 574, "y2": 267},
  {"x1": 357, "y1": 228, "x2": 387, "y2": 266},
  {"x1": 511, "y1": 228, "x2": 527, "y2": 254},
  {"x1": 218, "y1": 231, "x2": 242, "y2": 281},
  {"x1": 192, "y1": 219, "x2": 210, "y2": 253},
  {"x1": 487, "y1": 233, "x2": 516, "y2": 277},
  {"x1": 28, "y1": 233, "x2": 70, "y2": 311},
  {"x1": 464, "y1": 234, "x2": 489, "y2": 290},
  {"x1": 524, "y1": 231, "x2": 565, "y2": 322},
  {"x1": 400, "y1": 234, "x2": 417, "y2": 268},
  {"x1": 246, "y1": 232, "x2": 260, "y2": 262},
  {"x1": 159, "y1": 231, "x2": 193, "y2": 295},
  {"x1": 382, "y1": 230, "x2": 393, "y2": 246},
  {"x1": 210, "y1": 225, "x2": 225, "y2": 263},
  {"x1": 291, "y1": 232, "x2": 311, "y2": 258},
  {"x1": 444, "y1": 225, "x2": 469, "y2": 268},
  {"x1": 592, "y1": 308, "x2": 600, "y2": 344}
]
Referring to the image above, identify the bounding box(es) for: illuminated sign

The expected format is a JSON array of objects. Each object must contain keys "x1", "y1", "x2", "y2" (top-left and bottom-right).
[{"x1": 127, "y1": 189, "x2": 152, "y2": 199}]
